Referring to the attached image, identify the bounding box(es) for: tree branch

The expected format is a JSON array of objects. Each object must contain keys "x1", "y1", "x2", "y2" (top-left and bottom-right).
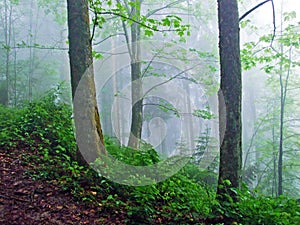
[
  {"x1": 239, "y1": 0, "x2": 271, "y2": 22},
  {"x1": 90, "y1": 11, "x2": 98, "y2": 43},
  {"x1": 142, "y1": 63, "x2": 200, "y2": 99},
  {"x1": 239, "y1": 0, "x2": 276, "y2": 47},
  {"x1": 141, "y1": 47, "x2": 165, "y2": 78},
  {"x1": 93, "y1": 33, "x2": 125, "y2": 46},
  {"x1": 8, "y1": 46, "x2": 68, "y2": 51},
  {"x1": 143, "y1": 103, "x2": 180, "y2": 115},
  {"x1": 146, "y1": 0, "x2": 184, "y2": 18}
]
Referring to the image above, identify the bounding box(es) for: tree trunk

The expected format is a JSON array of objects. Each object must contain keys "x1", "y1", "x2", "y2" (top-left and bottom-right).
[
  {"x1": 67, "y1": 0, "x2": 106, "y2": 164},
  {"x1": 272, "y1": 119, "x2": 278, "y2": 196},
  {"x1": 217, "y1": 0, "x2": 242, "y2": 198},
  {"x1": 128, "y1": 0, "x2": 143, "y2": 149},
  {"x1": 3, "y1": 0, "x2": 11, "y2": 106},
  {"x1": 28, "y1": 0, "x2": 34, "y2": 102},
  {"x1": 277, "y1": 45, "x2": 289, "y2": 196}
]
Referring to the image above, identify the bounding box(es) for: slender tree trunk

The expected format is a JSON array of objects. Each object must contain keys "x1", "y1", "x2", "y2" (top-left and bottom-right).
[
  {"x1": 67, "y1": 0, "x2": 106, "y2": 164},
  {"x1": 217, "y1": 0, "x2": 242, "y2": 198},
  {"x1": 12, "y1": 24, "x2": 17, "y2": 106},
  {"x1": 4, "y1": 0, "x2": 11, "y2": 106},
  {"x1": 272, "y1": 120, "x2": 278, "y2": 197},
  {"x1": 128, "y1": 0, "x2": 143, "y2": 149},
  {"x1": 277, "y1": 29, "x2": 284, "y2": 195},
  {"x1": 112, "y1": 38, "x2": 121, "y2": 141},
  {"x1": 28, "y1": 0, "x2": 35, "y2": 101},
  {"x1": 277, "y1": 46, "x2": 291, "y2": 196}
]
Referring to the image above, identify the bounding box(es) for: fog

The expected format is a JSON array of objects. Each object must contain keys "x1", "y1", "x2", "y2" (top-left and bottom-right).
[{"x1": 1, "y1": 0, "x2": 299, "y2": 197}]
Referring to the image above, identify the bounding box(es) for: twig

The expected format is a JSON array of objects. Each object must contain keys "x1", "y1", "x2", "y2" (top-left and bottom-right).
[
  {"x1": 8, "y1": 46, "x2": 68, "y2": 51},
  {"x1": 146, "y1": 0, "x2": 185, "y2": 18},
  {"x1": 141, "y1": 46, "x2": 164, "y2": 78},
  {"x1": 93, "y1": 33, "x2": 125, "y2": 46},
  {"x1": 142, "y1": 63, "x2": 201, "y2": 99},
  {"x1": 0, "y1": 194, "x2": 29, "y2": 202},
  {"x1": 90, "y1": 13, "x2": 97, "y2": 43},
  {"x1": 143, "y1": 103, "x2": 180, "y2": 115}
]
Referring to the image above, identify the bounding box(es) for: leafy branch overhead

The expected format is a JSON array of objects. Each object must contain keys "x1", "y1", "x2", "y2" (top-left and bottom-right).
[
  {"x1": 241, "y1": 14, "x2": 300, "y2": 72},
  {"x1": 89, "y1": 0, "x2": 190, "y2": 41}
]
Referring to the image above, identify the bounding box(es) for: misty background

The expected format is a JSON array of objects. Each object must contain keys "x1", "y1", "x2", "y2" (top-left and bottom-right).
[{"x1": 1, "y1": 0, "x2": 299, "y2": 197}]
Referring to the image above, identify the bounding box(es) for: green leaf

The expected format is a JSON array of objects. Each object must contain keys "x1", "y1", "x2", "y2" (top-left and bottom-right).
[
  {"x1": 162, "y1": 18, "x2": 171, "y2": 26},
  {"x1": 144, "y1": 29, "x2": 154, "y2": 37},
  {"x1": 193, "y1": 109, "x2": 215, "y2": 119}
]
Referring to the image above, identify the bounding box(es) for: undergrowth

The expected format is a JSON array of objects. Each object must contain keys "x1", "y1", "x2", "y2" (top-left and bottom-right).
[{"x1": 0, "y1": 87, "x2": 300, "y2": 224}]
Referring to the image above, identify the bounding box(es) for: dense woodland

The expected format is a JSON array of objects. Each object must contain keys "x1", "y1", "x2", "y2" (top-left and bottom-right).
[{"x1": 0, "y1": 0, "x2": 300, "y2": 224}]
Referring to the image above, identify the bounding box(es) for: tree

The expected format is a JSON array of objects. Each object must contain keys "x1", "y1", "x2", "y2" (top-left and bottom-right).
[
  {"x1": 67, "y1": 0, "x2": 106, "y2": 164},
  {"x1": 1, "y1": 0, "x2": 13, "y2": 106},
  {"x1": 127, "y1": 0, "x2": 143, "y2": 149},
  {"x1": 0, "y1": 0, "x2": 68, "y2": 106},
  {"x1": 216, "y1": 0, "x2": 242, "y2": 198},
  {"x1": 241, "y1": 10, "x2": 300, "y2": 196}
]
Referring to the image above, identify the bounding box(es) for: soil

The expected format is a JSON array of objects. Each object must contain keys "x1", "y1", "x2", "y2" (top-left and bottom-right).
[{"x1": 0, "y1": 147, "x2": 124, "y2": 225}]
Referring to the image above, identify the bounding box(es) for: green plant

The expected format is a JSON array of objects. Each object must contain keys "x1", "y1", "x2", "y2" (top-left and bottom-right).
[
  {"x1": 212, "y1": 185, "x2": 300, "y2": 225},
  {"x1": 105, "y1": 137, "x2": 160, "y2": 166}
]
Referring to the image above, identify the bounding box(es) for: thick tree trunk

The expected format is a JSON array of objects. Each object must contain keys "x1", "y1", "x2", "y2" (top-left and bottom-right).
[
  {"x1": 128, "y1": 0, "x2": 143, "y2": 149},
  {"x1": 67, "y1": 0, "x2": 106, "y2": 164},
  {"x1": 217, "y1": 0, "x2": 242, "y2": 198}
]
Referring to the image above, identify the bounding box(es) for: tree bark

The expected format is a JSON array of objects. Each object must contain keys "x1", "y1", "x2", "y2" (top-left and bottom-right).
[
  {"x1": 128, "y1": 0, "x2": 143, "y2": 149},
  {"x1": 217, "y1": 0, "x2": 242, "y2": 198},
  {"x1": 67, "y1": 0, "x2": 106, "y2": 164}
]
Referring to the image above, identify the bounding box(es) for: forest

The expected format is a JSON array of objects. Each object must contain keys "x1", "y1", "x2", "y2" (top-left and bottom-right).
[{"x1": 0, "y1": 0, "x2": 300, "y2": 224}]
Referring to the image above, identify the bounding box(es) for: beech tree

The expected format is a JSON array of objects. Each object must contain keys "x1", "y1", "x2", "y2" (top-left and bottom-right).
[{"x1": 67, "y1": 0, "x2": 106, "y2": 164}]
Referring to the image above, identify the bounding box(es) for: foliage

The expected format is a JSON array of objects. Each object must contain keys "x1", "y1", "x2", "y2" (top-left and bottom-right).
[
  {"x1": 0, "y1": 105, "x2": 25, "y2": 148},
  {"x1": 37, "y1": 0, "x2": 67, "y2": 25},
  {"x1": 89, "y1": 0, "x2": 190, "y2": 40},
  {"x1": 182, "y1": 163, "x2": 218, "y2": 187},
  {"x1": 105, "y1": 137, "x2": 160, "y2": 166},
  {"x1": 240, "y1": 13, "x2": 300, "y2": 197},
  {"x1": 125, "y1": 172, "x2": 214, "y2": 224},
  {"x1": 1, "y1": 88, "x2": 300, "y2": 224},
  {"x1": 18, "y1": 86, "x2": 75, "y2": 154}
]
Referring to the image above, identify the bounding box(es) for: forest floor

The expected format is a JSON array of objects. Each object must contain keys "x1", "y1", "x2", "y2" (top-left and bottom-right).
[{"x1": 0, "y1": 147, "x2": 126, "y2": 225}]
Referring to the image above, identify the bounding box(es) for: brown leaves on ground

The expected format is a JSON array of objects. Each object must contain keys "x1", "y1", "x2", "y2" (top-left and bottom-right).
[{"x1": 0, "y1": 148, "x2": 125, "y2": 225}]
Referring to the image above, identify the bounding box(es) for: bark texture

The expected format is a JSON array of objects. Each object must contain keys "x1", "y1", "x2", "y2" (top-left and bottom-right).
[{"x1": 217, "y1": 0, "x2": 242, "y2": 198}]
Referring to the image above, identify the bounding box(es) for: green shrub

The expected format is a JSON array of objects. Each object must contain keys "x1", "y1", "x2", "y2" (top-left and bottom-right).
[
  {"x1": 181, "y1": 163, "x2": 218, "y2": 187},
  {"x1": 123, "y1": 172, "x2": 214, "y2": 224},
  {"x1": 105, "y1": 137, "x2": 160, "y2": 166},
  {"x1": 236, "y1": 194, "x2": 300, "y2": 225},
  {"x1": 18, "y1": 87, "x2": 76, "y2": 157},
  {"x1": 213, "y1": 186, "x2": 300, "y2": 225},
  {"x1": 0, "y1": 105, "x2": 26, "y2": 149}
]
